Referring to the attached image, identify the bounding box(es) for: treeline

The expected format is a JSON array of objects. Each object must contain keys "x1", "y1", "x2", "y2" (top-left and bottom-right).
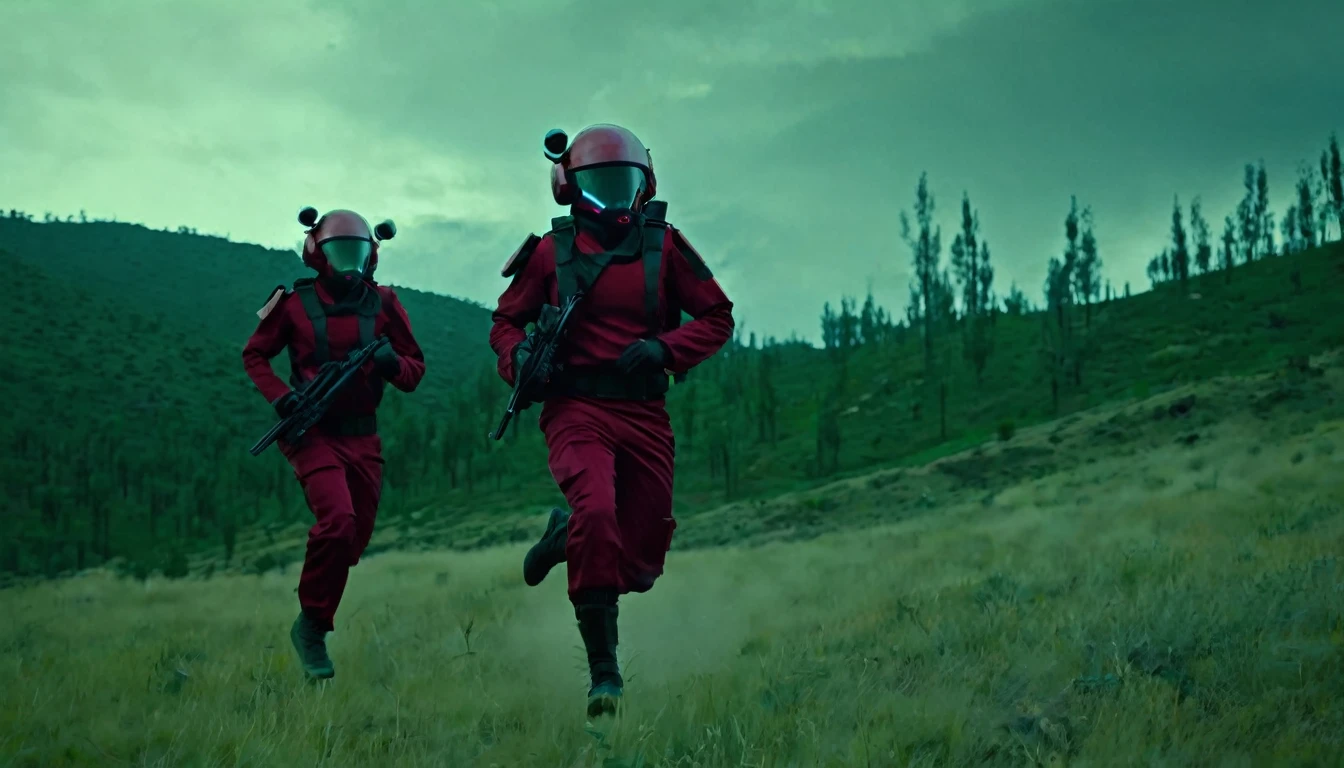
[
  {"x1": 4, "y1": 208, "x2": 224, "y2": 240},
  {"x1": 1147, "y1": 135, "x2": 1344, "y2": 286},
  {"x1": 809, "y1": 131, "x2": 1344, "y2": 454}
]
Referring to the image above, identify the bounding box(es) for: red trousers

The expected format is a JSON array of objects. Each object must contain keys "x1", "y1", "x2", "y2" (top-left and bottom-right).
[
  {"x1": 539, "y1": 396, "x2": 677, "y2": 602},
  {"x1": 280, "y1": 431, "x2": 384, "y2": 631}
]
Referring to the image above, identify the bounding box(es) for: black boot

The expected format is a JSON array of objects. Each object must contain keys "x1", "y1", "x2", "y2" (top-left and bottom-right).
[
  {"x1": 574, "y1": 596, "x2": 623, "y2": 718},
  {"x1": 290, "y1": 610, "x2": 335, "y2": 679},
  {"x1": 523, "y1": 507, "x2": 569, "y2": 587}
]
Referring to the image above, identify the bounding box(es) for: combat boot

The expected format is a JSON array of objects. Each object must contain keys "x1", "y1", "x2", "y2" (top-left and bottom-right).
[
  {"x1": 523, "y1": 507, "x2": 570, "y2": 587},
  {"x1": 575, "y1": 599, "x2": 623, "y2": 718},
  {"x1": 290, "y1": 611, "x2": 335, "y2": 679}
]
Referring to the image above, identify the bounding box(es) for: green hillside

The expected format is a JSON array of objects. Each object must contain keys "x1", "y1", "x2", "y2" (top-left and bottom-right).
[
  {"x1": 2, "y1": 212, "x2": 1343, "y2": 582},
  {"x1": 0, "y1": 218, "x2": 494, "y2": 390}
]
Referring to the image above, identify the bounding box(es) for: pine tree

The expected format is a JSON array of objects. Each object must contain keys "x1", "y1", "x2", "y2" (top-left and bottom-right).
[
  {"x1": 1189, "y1": 196, "x2": 1211, "y2": 274},
  {"x1": 949, "y1": 192, "x2": 982, "y2": 316},
  {"x1": 859, "y1": 289, "x2": 877, "y2": 345},
  {"x1": 1281, "y1": 205, "x2": 1302, "y2": 255},
  {"x1": 837, "y1": 296, "x2": 859, "y2": 354},
  {"x1": 1170, "y1": 196, "x2": 1190, "y2": 287},
  {"x1": 820, "y1": 302, "x2": 838, "y2": 351},
  {"x1": 1042, "y1": 257, "x2": 1070, "y2": 412},
  {"x1": 899, "y1": 172, "x2": 943, "y2": 397},
  {"x1": 1062, "y1": 196, "x2": 1080, "y2": 304},
  {"x1": 1256, "y1": 162, "x2": 1274, "y2": 257},
  {"x1": 978, "y1": 242, "x2": 995, "y2": 315},
  {"x1": 1326, "y1": 133, "x2": 1344, "y2": 239},
  {"x1": 1220, "y1": 215, "x2": 1238, "y2": 282},
  {"x1": 1074, "y1": 207, "x2": 1101, "y2": 325},
  {"x1": 1238, "y1": 164, "x2": 1260, "y2": 262},
  {"x1": 1146, "y1": 254, "x2": 1163, "y2": 287},
  {"x1": 1296, "y1": 164, "x2": 1318, "y2": 250}
]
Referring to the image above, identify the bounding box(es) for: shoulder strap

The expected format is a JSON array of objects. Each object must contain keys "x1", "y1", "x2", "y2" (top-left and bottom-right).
[
  {"x1": 357, "y1": 285, "x2": 383, "y2": 348},
  {"x1": 293, "y1": 280, "x2": 328, "y2": 363},
  {"x1": 640, "y1": 201, "x2": 689, "y2": 383},
  {"x1": 358, "y1": 310, "x2": 375, "y2": 349},
  {"x1": 641, "y1": 222, "x2": 665, "y2": 334},
  {"x1": 551, "y1": 217, "x2": 580, "y2": 305}
]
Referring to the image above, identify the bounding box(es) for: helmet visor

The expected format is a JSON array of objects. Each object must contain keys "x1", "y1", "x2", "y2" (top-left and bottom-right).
[
  {"x1": 320, "y1": 237, "x2": 372, "y2": 275},
  {"x1": 572, "y1": 165, "x2": 646, "y2": 212}
]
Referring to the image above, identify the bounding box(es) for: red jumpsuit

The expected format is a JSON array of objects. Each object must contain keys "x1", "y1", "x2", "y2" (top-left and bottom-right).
[
  {"x1": 490, "y1": 225, "x2": 733, "y2": 601},
  {"x1": 243, "y1": 280, "x2": 425, "y2": 631}
]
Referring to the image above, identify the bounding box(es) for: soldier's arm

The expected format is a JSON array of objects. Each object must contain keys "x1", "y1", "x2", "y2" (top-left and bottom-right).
[
  {"x1": 489, "y1": 235, "x2": 550, "y2": 386},
  {"x1": 242, "y1": 286, "x2": 296, "y2": 404},
  {"x1": 379, "y1": 288, "x2": 427, "y2": 393},
  {"x1": 657, "y1": 228, "x2": 735, "y2": 373}
]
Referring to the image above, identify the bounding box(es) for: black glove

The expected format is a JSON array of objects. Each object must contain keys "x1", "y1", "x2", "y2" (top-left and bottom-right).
[
  {"x1": 616, "y1": 338, "x2": 669, "y2": 374},
  {"x1": 272, "y1": 391, "x2": 300, "y2": 418},
  {"x1": 512, "y1": 342, "x2": 531, "y2": 381},
  {"x1": 513, "y1": 339, "x2": 556, "y2": 402},
  {"x1": 372, "y1": 341, "x2": 400, "y2": 379}
]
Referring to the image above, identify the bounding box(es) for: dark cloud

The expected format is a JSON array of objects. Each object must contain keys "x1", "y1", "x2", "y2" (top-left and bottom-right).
[{"x1": 3, "y1": 0, "x2": 1341, "y2": 341}]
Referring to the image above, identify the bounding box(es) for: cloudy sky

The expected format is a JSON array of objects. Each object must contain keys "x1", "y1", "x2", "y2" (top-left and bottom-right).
[{"x1": 4, "y1": 0, "x2": 1342, "y2": 342}]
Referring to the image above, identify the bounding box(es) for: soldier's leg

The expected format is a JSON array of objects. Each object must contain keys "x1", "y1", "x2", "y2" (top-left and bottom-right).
[
  {"x1": 539, "y1": 399, "x2": 624, "y2": 718},
  {"x1": 613, "y1": 404, "x2": 677, "y2": 596},
  {"x1": 284, "y1": 437, "x2": 357, "y2": 679},
  {"x1": 345, "y1": 435, "x2": 384, "y2": 570}
]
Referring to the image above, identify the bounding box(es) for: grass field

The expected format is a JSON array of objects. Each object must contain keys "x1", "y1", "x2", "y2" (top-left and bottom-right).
[{"x1": 5, "y1": 352, "x2": 1342, "y2": 767}]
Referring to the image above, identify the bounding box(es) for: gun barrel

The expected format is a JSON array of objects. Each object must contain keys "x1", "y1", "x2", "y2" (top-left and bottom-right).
[{"x1": 249, "y1": 419, "x2": 286, "y2": 456}]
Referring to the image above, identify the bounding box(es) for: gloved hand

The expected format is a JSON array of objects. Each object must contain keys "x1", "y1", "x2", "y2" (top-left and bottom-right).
[
  {"x1": 513, "y1": 339, "x2": 556, "y2": 402},
  {"x1": 372, "y1": 340, "x2": 400, "y2": 379},
  {"x1": 512, "y1": 341, "x2": 532, "y2": 382},
  {"x1": 616, "y1": 338, "x2": 669, "y2": 374},
  {"x1": 272, "y1": 391, "x2": 300, "y2": 418}
]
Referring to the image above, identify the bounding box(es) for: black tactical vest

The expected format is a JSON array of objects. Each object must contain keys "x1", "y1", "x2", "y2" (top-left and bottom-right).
[{"x1": 286, "y1": 278, "x2": 384, "y2": 394}]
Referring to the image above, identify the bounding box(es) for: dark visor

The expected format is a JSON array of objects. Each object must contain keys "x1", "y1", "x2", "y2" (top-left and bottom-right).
[
  {"x1": 320, "y1": 237, "x2": 372, "y2": 274},
  {"x1": 572, "y1": 165, "x2": 646, "y2": 212}
]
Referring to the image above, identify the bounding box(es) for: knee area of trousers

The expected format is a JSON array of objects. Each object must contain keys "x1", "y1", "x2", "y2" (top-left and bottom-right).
[
  {"x1": 311, "y1": 516, "x2": 358, "y2": 546},
  {"x1": 568, "y1": 506, "x2": 620, "y2": 538}
]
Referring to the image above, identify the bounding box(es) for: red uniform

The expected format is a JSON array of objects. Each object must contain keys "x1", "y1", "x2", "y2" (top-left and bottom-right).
[
  {"x1": 496, "y1": 122, "x2": 731, "y2": 718},
  {"x1": 490, "y1": 224, "x2": 733, "y2": 600},
  {"x1": 244, "y1": 280, "x2": 424, "y2": 629},
  {"x1": 243, "y1": 208, "x2": 425, "y2": 645}
]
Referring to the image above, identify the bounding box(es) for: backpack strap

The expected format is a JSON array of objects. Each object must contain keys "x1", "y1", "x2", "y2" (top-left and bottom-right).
[
  {"x1": 355, "y1": 287, "x2": 382, "y2": 348},
  {"x1": 293, "y1": 279, "x2": 328, "y2": 363},
  {"x1": 360, "y1": 287, "x2": 385, "y2": 395},
  {"x1": 641, "y1": 222, "x2": 665, "y2": 335},
  {"x1": 551, "y1": 216, "x2": 581, "y2": 305},
  {"x1": 637, "y1": 201, "x2": 670, "y2": 335}
]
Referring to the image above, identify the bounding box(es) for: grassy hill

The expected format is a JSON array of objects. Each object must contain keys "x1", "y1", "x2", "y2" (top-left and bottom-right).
[
  {"x1": 2, "y1": 213, "x2": 1343, "y2": 581},
  {"x1": 2, "y1": 349, "x2": 1341, "y2": 765},
  {"x1": 0, "y1": 217, "x2": 494, "y2": 370}
]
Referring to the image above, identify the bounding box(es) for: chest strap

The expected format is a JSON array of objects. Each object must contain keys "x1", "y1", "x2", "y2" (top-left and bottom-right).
[{"x1": 288, "y1": 280, "x2": 382, "y2": 390}]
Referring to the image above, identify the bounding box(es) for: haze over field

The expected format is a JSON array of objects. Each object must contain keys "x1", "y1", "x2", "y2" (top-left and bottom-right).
[{"x1": 4, "y1": 0, "x2": 1343, "y2": 340}]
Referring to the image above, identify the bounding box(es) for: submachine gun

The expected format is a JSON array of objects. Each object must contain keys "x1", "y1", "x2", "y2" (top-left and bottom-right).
[
  {"x1": 249, "y1": 335, "x2": 390, "y2": 456},
  {"x1": 488, "y1": 293, "x2": 584, "y2": 441}
]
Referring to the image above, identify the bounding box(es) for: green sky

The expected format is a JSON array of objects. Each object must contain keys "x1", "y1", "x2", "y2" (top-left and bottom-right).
[{"x1": 3, "y1": 0, "x2": 1341, "y2": 341}]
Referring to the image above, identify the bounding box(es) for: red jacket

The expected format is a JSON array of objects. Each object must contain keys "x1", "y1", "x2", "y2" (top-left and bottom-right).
[
  {"x1": 489, "y1": 224, "x2": 734, "y2": 386},
  {"x1": 243, "y1": 280, "x2": 426, "y2": 415}
]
